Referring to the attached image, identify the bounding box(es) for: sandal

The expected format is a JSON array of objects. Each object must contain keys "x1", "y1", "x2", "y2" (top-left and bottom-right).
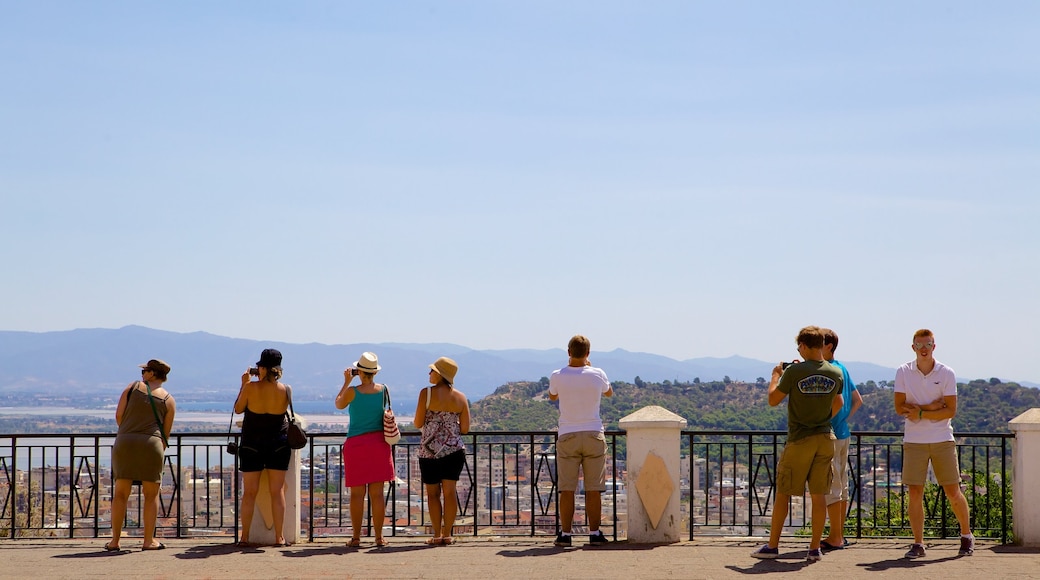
[
  {"x1": 375, "y1": 538, "x2": 390, "y2": 547},
  {"x1": 142, "y1": 542, "x2": 166, "y2": 550},
  {"x1": 440, "y1": 537, "x2": 457, "y2": 545},
  {"x1": 425, "y1": 537, "x2": 442, "y2": 546},
  {"x1": 103, "y1": 543, "x2": 121, "y2": 552},
  {"x1": 346, "y1": 539, "x2": 362, "y2": 547}
]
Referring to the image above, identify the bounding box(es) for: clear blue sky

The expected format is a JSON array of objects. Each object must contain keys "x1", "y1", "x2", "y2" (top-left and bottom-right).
[{"x1": 3, "y1": 2, "x2": 1038, "y2": 382}]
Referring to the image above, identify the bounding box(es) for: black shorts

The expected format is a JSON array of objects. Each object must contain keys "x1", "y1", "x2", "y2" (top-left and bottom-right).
[
  {"x1": 419, "y1": 449, "x2": 467, "y2": 484},
  {"x1": 238, "y1": 442, "x2": 291, "y2": 472}
]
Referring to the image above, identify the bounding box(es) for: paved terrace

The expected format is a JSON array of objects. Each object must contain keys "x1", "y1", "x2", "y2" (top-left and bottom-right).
[{"x1": 2, "y1": 537, "x2": 1038, "y2": 580}]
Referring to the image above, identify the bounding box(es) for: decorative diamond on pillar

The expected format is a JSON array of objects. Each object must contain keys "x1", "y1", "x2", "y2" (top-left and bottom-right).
[{"x1": 634, "y1": 451, "x2": 674, "y2": 530}]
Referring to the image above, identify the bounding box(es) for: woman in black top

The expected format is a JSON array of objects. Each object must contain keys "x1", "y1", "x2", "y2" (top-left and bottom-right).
[{"x1": 234, "y1": 349, "x2": 291, "y2": 547}]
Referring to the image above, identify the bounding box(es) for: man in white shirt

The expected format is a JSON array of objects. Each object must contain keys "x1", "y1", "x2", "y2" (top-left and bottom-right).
[
  {"x1": 894, "y1": 329, "x2": 974, "y2": 558},
  {"x1": 548, "y1": 335, "x2": 613, "y2": 547}
]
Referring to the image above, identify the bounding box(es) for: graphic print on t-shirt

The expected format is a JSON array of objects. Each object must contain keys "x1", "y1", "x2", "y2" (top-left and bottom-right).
[{"x1": 797, "y1": 375, "x2": 838, "y2": 395}]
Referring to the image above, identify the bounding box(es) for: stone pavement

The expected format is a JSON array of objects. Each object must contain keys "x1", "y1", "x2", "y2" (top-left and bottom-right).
[{"x1": 2, "y1": 537, "x2": 1038, "y2": 580}]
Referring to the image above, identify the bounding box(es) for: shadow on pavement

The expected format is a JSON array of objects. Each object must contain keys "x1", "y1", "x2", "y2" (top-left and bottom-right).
[
  {"x1": 725, "y1": 560, "x2": 813, "y2": 574},
  {"x1": 52, "y1": 549, "x2": 132, "y2": 559},
  {"x1": 175, "y1": 543, "x2": 260, "y2": 560},
  {"x1": 856, "y1": 554, "x2": 960, "y2": 571}
]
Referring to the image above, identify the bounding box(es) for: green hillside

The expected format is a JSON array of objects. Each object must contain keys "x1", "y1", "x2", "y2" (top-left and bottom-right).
[{"x1": 470, "y1": 378, "x2": 1040, "y2": 433}]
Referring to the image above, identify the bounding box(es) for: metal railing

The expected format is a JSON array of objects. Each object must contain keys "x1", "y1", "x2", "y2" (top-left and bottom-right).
[
  {"x1": 686, "y1": 430, "x2": 1013, "y2": 543},
  {"x1": 1, "y1": 430, "x2": 1013, "y2": 543}
]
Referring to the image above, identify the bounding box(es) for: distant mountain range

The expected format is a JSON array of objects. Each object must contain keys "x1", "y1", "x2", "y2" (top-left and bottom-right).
[{"x1": 0, "y1": 326, "x2": 1032, "y2": 406}]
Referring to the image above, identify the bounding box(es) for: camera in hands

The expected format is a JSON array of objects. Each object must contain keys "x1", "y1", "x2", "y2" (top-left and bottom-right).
[{"x1": 248, "y1": 367, "x2": 260, "y2": 376}]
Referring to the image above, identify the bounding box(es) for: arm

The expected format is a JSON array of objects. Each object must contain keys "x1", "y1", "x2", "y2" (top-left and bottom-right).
[
  {"x1": 767, "y1": 364, "x2": 787, "y2": 407},
  {"x1": 894, "y1": 391, "x2": 921, "y2": 422},
  {"x1": 459, "y1": 397, "x2": 471, "y2": 434},
  {"x1": 334, "y1": 369, "x2": 356, "y2": 410},
  {"x1": 604, "y1": 384, "x2": 614, "y2": 398},
  {"x1": 115, "y1": 384, "x2": 133, "y2": 425},
  {"x1": 921, "y1": 395, "x2": 957, "y2": 421},
  {"x1": 234, "y1": 372, "x2": 250, "y2": 414},
  {"x1": 413, "y1": 389, "x2": 427, "y2": 428},
  {"x1": 161, "y1": 397, "x2": 176, "y2": 450},
  {"x1": 848, "y1": 389, "x2": 863, "y2": 419},
  {"x1": 830, "y1": 393, "x2": 844, "y2": 419}
]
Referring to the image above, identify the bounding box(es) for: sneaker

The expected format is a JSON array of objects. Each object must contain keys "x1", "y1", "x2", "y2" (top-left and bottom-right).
[
  {"x1": 589, "y1": 530, "x2": 609, "y2": 545},
  {"x1": 959, "y1": 535, "x2": 975, "y2": 556},
  {"x1": 553, "y1": 533, "x2": 572, "y2": 547},
  {"x1": 750, "y1": 544, "x2": 779, "y2": 559},
  {"x1": 905, "y1": 543, "x2": 926, "y2": 558},
  {"x1": 806, "y1": 548, "x2": 823, "y2": 562}
]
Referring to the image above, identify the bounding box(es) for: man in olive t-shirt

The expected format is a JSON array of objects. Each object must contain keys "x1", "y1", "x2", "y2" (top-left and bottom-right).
[{"x1": 752, "y1": 325, "x2": 844, "y2": 562}]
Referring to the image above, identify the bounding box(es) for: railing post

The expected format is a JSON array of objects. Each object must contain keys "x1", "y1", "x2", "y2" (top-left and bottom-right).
[
  {"x1": 1009, "y1": 408, "x2": 1040, "y2": 546},
  {"x1": 245, "y1": 447, "x2": 301, "y2": 544},
  {"x1": 619, "y1": 406, "x2": 686, "y2": 543}
]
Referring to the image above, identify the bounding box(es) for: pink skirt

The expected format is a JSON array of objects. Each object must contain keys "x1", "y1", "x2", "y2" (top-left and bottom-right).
[{"x1": 342, "y1": 431, "x2": 394, "y2": 487}]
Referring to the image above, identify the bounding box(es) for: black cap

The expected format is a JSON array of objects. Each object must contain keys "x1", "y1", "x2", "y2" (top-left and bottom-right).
[{"x1": 256, "y1": 348, "x2": 282, "y2": 368}]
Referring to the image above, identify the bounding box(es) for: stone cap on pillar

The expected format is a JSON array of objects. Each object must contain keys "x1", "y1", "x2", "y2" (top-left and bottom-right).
[
  {"x1": 1009, "y1": 408, "x2": 1040, "y2": 432},
  {"x1": 619, "y1": 405, "x2": 688, "y2": 430}
]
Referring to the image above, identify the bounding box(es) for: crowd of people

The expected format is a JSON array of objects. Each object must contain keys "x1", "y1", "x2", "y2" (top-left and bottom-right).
[{"x1": 107, "y1": 329, "x2": 974, "y2": 562}]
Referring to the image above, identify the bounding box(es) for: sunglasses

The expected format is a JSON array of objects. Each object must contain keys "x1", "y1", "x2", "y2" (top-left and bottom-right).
[
  {"x1": 141, "y1": 369, "x2": 151, "y2": 374},
  {"x1": 913, "y1": 341, "x2": 935, "y2": 350}
]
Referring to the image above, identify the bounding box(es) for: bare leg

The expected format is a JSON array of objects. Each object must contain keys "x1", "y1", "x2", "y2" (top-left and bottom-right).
[
  {"x1": 767, "y1": 492, "x2": 791, "y2": 548},
  {"x1": 825, "y1": 499, "x2": 845, "y2": 545},
  {"x1": 586, "y1": 490, "x2": 602, "y2": 532},
  {"x1": 943, "y1": 482, "x2": 972, "y2": 536},
  {"x1": 425, "y1": 483, "x2": 443, "y2": 540},
  {"x1": 109, "y1": 479, "x2": 132, "y2": 548},
  {"x1": 908, "y1": 485, "x2": 925, "y2": 544},
  {"x1": 370, "y1": 481, "x2": 387, "y2": 543},
  {"x1": 441, "y1": 480, "x2": 459, "y2": 541},
  {"x1": 267, "y1": 469, "x2": 288, "y2": 545},
  {"x1": 141, "y1": 481, "x2": 162, "y2": 549},
  {"x1": 349, "y1": 485, "x2": 366, "y2": 543},
  {"x1": 240, "y1": 471, "x2": 261, "y2": 544},
  {"x1": 559, "y1": 491, "x2": 576, "y2": 533},
  {"x1": 809, "y1": 493, "x2": 827, "y2": 549}
]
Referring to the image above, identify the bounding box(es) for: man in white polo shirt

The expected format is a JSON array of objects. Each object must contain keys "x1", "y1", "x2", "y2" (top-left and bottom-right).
[
  {"x1": 548, "y1": 334, "x2": 613, "y2": 547},
  {"x1": 894, "y1": 328, "x2": 974, "y2": 558}
]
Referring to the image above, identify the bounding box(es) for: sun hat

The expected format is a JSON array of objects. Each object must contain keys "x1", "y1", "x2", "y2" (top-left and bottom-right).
[
  {"x1": 139, "y1": 359, "x2": 172, "y2": 376},
  {"x1": 429, "y1": 356, "x2": 458, "y2": 385},
  {"x1": 355, "y1": 351, "x2": 381, "y2": 374},
  {"x1": 256, "y1": 348, "x2": 283, "y2": 368}
]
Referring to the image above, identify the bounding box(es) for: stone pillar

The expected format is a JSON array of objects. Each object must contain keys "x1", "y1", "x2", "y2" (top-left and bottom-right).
[
  {"x1": 1009, "y1": 408, "x2": 1040, "y2": 547},
  {"x1": 619, "y1": 406, "x2": 687, "y2": 543},
  {"x1": 247, "y1": 449, "x2": 302, "y2": 544}
]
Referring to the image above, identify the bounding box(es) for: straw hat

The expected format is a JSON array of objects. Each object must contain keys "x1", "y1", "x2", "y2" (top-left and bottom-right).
[
  {"x1": 355, "y1": 351, "x2": 381, "y2": 374},
  {"x1": 429, "y1": 357, "x2": 458, "y2": 385}
]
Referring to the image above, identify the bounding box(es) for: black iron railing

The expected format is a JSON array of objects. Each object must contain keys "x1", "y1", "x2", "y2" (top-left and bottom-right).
[
  {"x1": 686, "y1": 430, "x2": 1013, "y2": 543},
  {"x1": 1, "y1": 430, "x2": 1013, "y2": 543}
]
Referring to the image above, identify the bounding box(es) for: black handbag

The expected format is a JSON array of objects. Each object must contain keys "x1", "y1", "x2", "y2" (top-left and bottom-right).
[
  {"x1": 286, "y1": 385, "x2": 307, "y2": 450},
  {"x1": 224, "y1": 408, "x2": 238, "y2": 455}
]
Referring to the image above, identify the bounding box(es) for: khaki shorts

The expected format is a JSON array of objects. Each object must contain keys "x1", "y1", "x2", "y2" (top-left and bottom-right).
[
  {"x1": 826, "y1": 437, "x2": 851, "y2": 505},
  {"x1": 776, "y1": 433, "x2": 835, "y2": 496},
  {"x1": 556, "y1": 431, "x2": 607, "y2": 493},
  {"x1": 902, "y1": 441, "x2": 961, "y2": 486}
]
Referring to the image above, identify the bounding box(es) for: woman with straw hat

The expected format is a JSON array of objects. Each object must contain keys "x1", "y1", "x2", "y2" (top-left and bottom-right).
[
  {"x1": 414, "y1": 356, "x2": 470, "y2": 546},
  {"x1": 335, "y1": 351, "x2": 394, "y2": 547}
]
